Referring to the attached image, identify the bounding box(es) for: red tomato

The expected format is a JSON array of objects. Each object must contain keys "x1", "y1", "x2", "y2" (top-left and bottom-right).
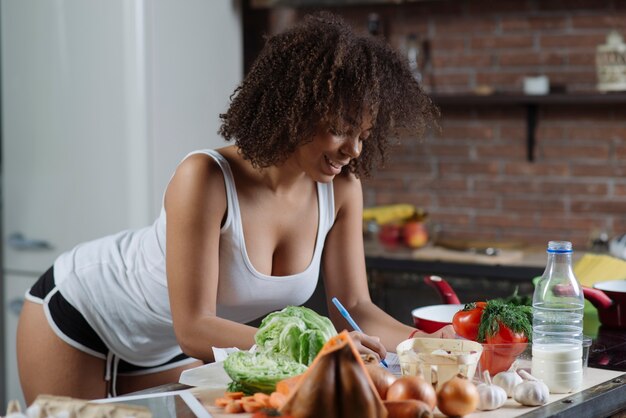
[
  {"x1": 452, "y1": 302, "x2": 486, "y2": 341},
  {"x1": 481, "y1": 321, "x2": 529, "y2": 375}
]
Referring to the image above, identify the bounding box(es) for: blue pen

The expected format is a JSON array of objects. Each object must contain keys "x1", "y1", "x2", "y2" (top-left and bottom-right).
[{"x1": 331, "y1": 297, "x2": 389, "y2": 368}]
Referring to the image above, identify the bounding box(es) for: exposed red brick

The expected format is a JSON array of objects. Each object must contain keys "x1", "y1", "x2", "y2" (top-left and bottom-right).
[
  {"x1": 538, "y1": 215, "x2": 608, "y2": 230},
  {"x1": 541, "y1": 181, "x2": 609, "y2": 195},
  {"x1": 475, "y1": 72, "x2": 526, "y2": 88},
  {"x1": 424, "y1": 178, "x2": 469, "y2": 192},
  {"x1": 401, "y1": 1, "x2": 466, "y2": 17},
  {"x1": 476, "y1": 144, "x2": 526, "y2": 159},
  {"x1": 504, "y1": 162, "x2": 570, "y2": 176},
  {"x1": 568, "y1": 52, "x2": 596, "y2": 66},
  {"x1": 390, "y1": 20, "x2": 430, "y2": 38},
  {"x1": 541, "y1": 143, "x2": 610, "y2": 160},
  {"x1": 475, "y1": 214, "x2": 539, "y2": 228},
  {"x1": 470, "y1": 35, "x2": 534, "y2": 50},
  {"x1": 467, "y1": 1, "x2": 533, "y2": 14},
  {"x1": 537, "y1": 126, "x2": 566, "y2": 140},
  {"x1": 502, "y1": 197, "x2": 567, "y2": 211},
  {"x1": 566, "y1": 126, "x2": 626, "y2": 142},
  {"x1": 362, "y1": 178, "x2": 406, "y2": 190},
  {"x1": 440, "y1": 161, "x2": 500, "y2": 175},
  {"x1": 543, "y1": 70, "x2": 597, "y2": 85},
  {"x1": 571, "y1": 163, "x2": 626, "y2": 177},
  {"x1": 424, "y1": 144, "x2": 472, "y2": 157},
  {"x1": 571, "y1": 200, "x2": 626, "y2": 214},
  {"x1": 432, "y1": 54, "x2": 492, "y2": 69},
  {"x1": 438, "y1": 194, "x2": 499, "y2": 210},
  {"x1": 433, "y1": 17, "x2": 497, "y2": 35},
  {"x1": 540, "y1": 33, "x2": 606, "y2": 49},
  {"x1": 428, "y1": 212, "x2": 472, "y2": 226},
  {"x1": 475, "y1": 179, "x2": 539, "y2": 194},
  {"x1": 615, "y1": 183, "x2": 626, "y2": 196},
  {"x1": 498, "y1": 52, "x2": 567, "y2": 67},
  {"x1": 571, "y1": 14, "x2": 626, "y2": 30},
  {"x1": 314, "y1": 2, "x2": 626, "y2": 248},
  {"x1": 430, "y1": 37, "x2": 467, "y2": 52},
  {"x1": 429, "y1": 72, "x2": 472, "y2": 86},
  {"x1": 541, "y1": 107, "x2": 618, "y2": 121},
  {"x1": 500, "y1": 125, "x2": 528, "y2": 141},
  {"x1": 439, "y1": 124, "x2": 496, "y2": 140},
  {"x1": 375, "y1": 192, "x2": 433, "y2": 207},
  {"x1": 613, "y1": 219, "x2": 626, "y2": 236},
  {"x1": 501, "y1": 16, "x2": 569, "y2": 31}
]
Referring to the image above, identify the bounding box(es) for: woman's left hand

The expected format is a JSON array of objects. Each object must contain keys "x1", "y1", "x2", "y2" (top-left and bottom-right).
[
  {"x1": 348, "y1": 331, "x2": 387, "y2": 362},
  {"x1": 412, "y1": 324, "x2": 457, "y2": 339}
]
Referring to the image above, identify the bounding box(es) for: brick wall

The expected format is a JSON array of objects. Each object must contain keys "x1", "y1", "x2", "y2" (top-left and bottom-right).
[{"x1": 259, "y1": 0, "x2": 626, "y2": 248}]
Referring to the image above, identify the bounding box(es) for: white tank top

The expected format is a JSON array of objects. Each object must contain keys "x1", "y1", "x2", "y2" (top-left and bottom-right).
[{"x1": 54, "y1": 149, "x2": 336, "y2": 366}]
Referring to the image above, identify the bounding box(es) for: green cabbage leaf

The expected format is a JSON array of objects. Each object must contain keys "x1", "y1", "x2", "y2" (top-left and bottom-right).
[
  {"x1": 223, "y1": 351, "x2": 307, "y2": 394},
  {"x1": 223, "y1": 306, "x2": 337, "y2": 393},
  {"x1": 255, "y1": 306, "x2": 337, "y2": 366}
]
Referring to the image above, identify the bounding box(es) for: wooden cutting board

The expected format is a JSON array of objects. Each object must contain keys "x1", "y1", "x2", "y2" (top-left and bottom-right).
[{"x1": 187, "y1": 367, "x2": 624, "y2": 418}]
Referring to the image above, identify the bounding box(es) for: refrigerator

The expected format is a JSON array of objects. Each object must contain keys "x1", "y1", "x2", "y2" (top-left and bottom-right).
[{"x1": 1, "y1": 0, "x2": 242, "y2": 408}]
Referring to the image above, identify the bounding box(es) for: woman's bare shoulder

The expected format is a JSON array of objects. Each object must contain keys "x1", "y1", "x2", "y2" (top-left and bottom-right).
[
  {"x1": 164, "y1": 150, "x2": 232, "y2": 212},
  {"x1": 332, "y1": 172, "x2": 363, "y2": 211}
]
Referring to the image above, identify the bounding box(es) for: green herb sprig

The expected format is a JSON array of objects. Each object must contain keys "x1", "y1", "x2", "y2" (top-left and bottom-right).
[{"x1": 477, "y1": 299, "x2": 533, "y2": 343}]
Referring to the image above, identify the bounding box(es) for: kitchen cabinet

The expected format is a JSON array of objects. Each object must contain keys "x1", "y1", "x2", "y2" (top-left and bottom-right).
[{"x1": 1, "y1": 0, "x2": 242, "y2": 408}]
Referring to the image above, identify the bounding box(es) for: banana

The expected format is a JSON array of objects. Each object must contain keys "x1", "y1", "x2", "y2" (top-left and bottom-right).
[{"x1": 362, "y1": 204, "x2": 416, "y2": 225}]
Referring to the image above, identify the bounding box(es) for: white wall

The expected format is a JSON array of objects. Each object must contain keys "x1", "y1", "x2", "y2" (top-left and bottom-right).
[
  {"x1": 0, "y1": 0, "x2": 242, "y2": 407},
  {"x1": 146, "y1": 0, "x2": 243, "y2": 215}
]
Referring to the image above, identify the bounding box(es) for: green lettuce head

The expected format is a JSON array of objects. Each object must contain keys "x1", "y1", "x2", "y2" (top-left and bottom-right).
[
  {"x1": 255, "y1": 306, "x2": 337, "y2": 366},
  {"x1": 223, "y1": 351, "x2": 307, "y2": 394}
]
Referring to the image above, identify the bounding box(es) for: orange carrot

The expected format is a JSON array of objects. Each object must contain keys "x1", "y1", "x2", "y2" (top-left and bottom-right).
[
  {"x1": 224, "y1": 400, "x2": 243, "y2": 413},
  {"x1": 242, "y1": 400, "x2": 263, "y2": 413},
  {"x1": 252, "y1": 392, "x2": 271, "y2": 407},
  {"x1": 269, "y1": 392, "x2": 287, "y2": 409},
  {"x1": 214, "y1": 397, "x2": 230, "y2": 408},
  {"x1": 225, "y1": 391, "x2": 245, "y2": 400}
]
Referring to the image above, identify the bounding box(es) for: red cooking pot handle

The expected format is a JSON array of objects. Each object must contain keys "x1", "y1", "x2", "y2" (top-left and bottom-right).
[
  {"x1": 582, "y1": 286, "x2": 614, "y2": 310},
  {"x1": 424, "y1": 275, "x2": 461, "y2": 305}
]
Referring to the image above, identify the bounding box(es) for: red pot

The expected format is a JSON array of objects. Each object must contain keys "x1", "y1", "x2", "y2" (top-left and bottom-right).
[
  {"x1": 411, "y1": 304, "x2": 464, "y2": 333},
  {"x1": 424, "y1": 275, "x2": 461, "y2": 305},
  {"x1": 582, "y1": 280, "x2": 626, "y2": 329},
  {"x1": 410, "y1": 276, "x2": 463, "y2": 333}
]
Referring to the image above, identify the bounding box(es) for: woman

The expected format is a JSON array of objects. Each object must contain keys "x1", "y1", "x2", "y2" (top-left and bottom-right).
[{"x1": 17, "y1": 12, "x2": 452, "y2": 403}]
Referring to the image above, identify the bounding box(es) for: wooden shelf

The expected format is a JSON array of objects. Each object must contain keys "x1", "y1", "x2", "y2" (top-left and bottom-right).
[{"x1": 429, "y1": 92, "x2": 626, "y2": 161}]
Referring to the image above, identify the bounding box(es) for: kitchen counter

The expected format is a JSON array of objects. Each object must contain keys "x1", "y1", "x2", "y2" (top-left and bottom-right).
[
  {"x1": 116, "y1": 327, "x2": 626, "y2": 417},
  {"x1": 364, "y1": 239, "x2": 551, "y2": 322},
  {"x1": 365, "y1": 239, "x2": 550, "y2": 282}
]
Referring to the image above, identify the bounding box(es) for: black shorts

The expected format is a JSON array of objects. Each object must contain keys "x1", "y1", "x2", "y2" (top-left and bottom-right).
[{"x1": 27, "y1": 267, "x2": 195, "y2": 375}]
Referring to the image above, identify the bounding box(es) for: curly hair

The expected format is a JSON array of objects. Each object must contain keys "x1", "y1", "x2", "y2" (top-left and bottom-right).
[{"x1": 219, "y1": 12, "x2": 439, "y2": 178}]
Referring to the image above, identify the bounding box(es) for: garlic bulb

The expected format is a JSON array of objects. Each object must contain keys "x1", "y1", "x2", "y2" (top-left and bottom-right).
[
  {"x1": 493, "y1": 362, "x2": 523, "y2": 397},
  {"x1": 477, "y1": 371, "x2": 507, "y2": 411},
  {"x1": 513, "y1": 370, "x2": 550, "y2": 406}
]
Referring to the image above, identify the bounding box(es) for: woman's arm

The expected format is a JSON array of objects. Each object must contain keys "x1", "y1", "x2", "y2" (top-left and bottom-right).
[
  {"x1": 322, "y1": 174, "x2": 454, "y2": 356},
  {"x1": 321, "y1": 174, "x2": 416, "y2": 353},
  {"x1": 164, "y1": 153, "x2": 257, "y2": 362}
]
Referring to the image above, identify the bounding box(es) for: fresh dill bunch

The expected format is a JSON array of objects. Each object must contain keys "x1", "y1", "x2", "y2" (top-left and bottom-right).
[{"x1": 477, "y1": 299, "x2": 533, "y2": 343}]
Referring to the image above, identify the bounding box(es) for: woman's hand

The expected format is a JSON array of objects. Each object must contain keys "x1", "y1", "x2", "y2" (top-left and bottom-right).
[
  {"x1": 412, "y1": 324, "x2": 457, "y2": 339},
  {"x1": 348, "y1": 331, "x2": 387, "y2": 362}
]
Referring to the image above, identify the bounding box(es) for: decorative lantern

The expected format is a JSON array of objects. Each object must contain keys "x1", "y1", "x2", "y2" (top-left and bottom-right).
[{"x1": 596, "y1": 30, "x2": 626, "y2": 92}]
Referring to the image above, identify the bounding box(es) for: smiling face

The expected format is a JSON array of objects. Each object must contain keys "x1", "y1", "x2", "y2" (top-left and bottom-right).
[{"x1": 291, "y1": 114, "x2": 373, "y2": 183}]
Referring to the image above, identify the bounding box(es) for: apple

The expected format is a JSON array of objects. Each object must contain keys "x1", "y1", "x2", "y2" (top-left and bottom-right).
[
  {"x1": 403, "y1": 220, "x2": 429, "y2": 249},
  {"x1": 378, "y1": 223, "x2": 403, "y2": 248}
]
